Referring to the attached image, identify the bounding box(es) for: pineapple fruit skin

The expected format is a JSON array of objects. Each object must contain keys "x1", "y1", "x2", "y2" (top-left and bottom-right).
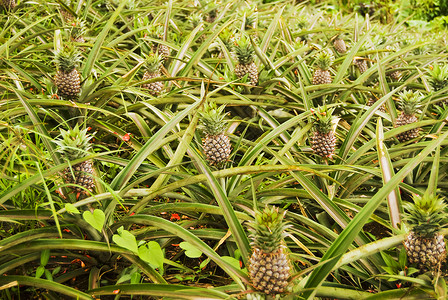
[
  {"x1": 312, "y1": 69, "x2": 331, "y2": 85},
  {"x1": 354, "y1": 59, "x2": 368, "y2": 74},
  {"x1": 333, "y1": 38, "x2": 346, "y2": 54},
  {"x1": 1, "y1": 0, "x2": 16, "y2": 10},
  {"x1": 62, "y1": 160, "x2": 95, "y2": 193},
  {"x1": 142, "y1": 70, "x2": 164, "y2": 96},
  {"x1": 55, "y1": 69, "x2": 81, "y2": 100},
  {"x1": 202, "y1": 133, "x2": 231, "y2": 166},
  {"x1": 404, "y1": 231, "x2": 446, "y2": 272},
  {"x1": 249, "y1": 248, "x2": 290, "y2": 295},
  {"x1": 311, "y1": 131, "x2": 336, "y2": 158},
  {"x1": 395, "y1": 113, "x2": 420, "y2": 142},
  {"x1": 152, "y1": 44, "x2": 170, "y2": 61},
  {"x1": 235, "y1": 62, "x2": 258, "y2": 86},
  {"x1": 367, "y1": 98, "x2": 386, "y2": 113}
]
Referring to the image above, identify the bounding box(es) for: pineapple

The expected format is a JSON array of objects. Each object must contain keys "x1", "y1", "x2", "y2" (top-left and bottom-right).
[
  {"x1": 333, "y1": 35, "x2": 347, "y2": 54},
  {"x1": 403, "y1": 194, "x2": 447, "y2": 273},
  {"x1": 312, "y1": 50, "x2": 334, "y2": 85},
  {"x1": 248, "y1": 206, "x2": 291, "y2": 295},
  {"x1": 60, "y1": 0, "x2": 73, "y2": 21},
  {"x1": 54, "y1": 47, "x2": 82, "y2": 100},
  {"x1": 1, "y1": 0, "x2": 16, "y2": 10},
  {"x1": 367, "y1": 97, "x2": 386, "y2": 113},
  {"x1": 395, "y1": 90, "x2": 422, "y2": 142},
  {"x1": 310, "y1": 106, "x2": 336, "y2": 158},
  {"x1": 199, "y1": 103, "x2": 231, "y2": 167},
  {"x1": 147, "y1": 25, "x2": 170, "y2": 62},
  {"x1": 142, "y1": 53, "x2": 164, "y2": 96},
  {"x1": 55, "y1": 125, "x2": 95, "y2": 194},
  {"x1": 234, "y1": 35, "x2": 258, "y2": 86},
  {"x1": 353, "y1": 57, "x2": 368, "y2": 74},
  {"x1": 428, "y1": 63, "x2": 448, "y2": 106},
  {"x1": 389, "y1": 65, "x2": 402, "y2": 81}
]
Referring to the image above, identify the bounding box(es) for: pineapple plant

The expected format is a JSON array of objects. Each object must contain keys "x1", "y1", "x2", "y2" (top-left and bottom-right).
[
  {"x1": 333, "y1": 35, "x2": 347, "y2": 54},
  {"x1": 147, "y1": 24, "x2": 170, "y2": 62},
  {"x1": 248, "y1": 206, "x2": 291, "y2": 295},
  {"x1": 234, "y1": 35, "x2": 258, "y2": 86},
  {"x1": 403, "y1": 194, "x2": 447, "y2": 273},
  {"x1": 142, "y1": 53, "x2": 164, "y2": 96},
  {"x1": 395, "y1": 90, "x2": 422, "y2": 142},
  {"x1": 54, "y1": 47, "x2": 82, "y2": 100},
  {"x1": 427, "y1": 63, "x2": 448, "y2": 106},
  {"x1": 199, "y1": 103, "x2": 231, "y2": 167},
  {"x1": 310, "y1": 106, "x2": 336, "y2": 158},
  {"x1": 55, "y1": 124, "x2": 95, "y2": 194},
  {"x1": 1, "y1": 0, "x2": 16, "y2": 10},
  {"x1": 312, "y1": 50, "x2": 334, "y2": 85}
]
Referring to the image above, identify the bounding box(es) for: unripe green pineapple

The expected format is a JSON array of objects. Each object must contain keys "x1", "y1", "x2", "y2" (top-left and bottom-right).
[
  {"x1": 55, "y1": 125, "x2": 95, "y2": 194},
  {"x1": 234, "y1": 35, "x2": 258, "y2": 86},
  {"x1": 403, "y1": 194, "x2": 447, "y2": 272},
  {"x1": 142, "y1": 53, "x2": 163, "y2": 96},
  {"x1": 310, "y1": 106, "x2": 336, "y2": 158},
  {"x1": 147, "y1": 24, "x2": 170, "y2": 62},
  {"x1": 1, "y1": 0, "x2": 16, "y2": 10},
  {"x1": 54, "y1": 47, "x2": 82, "y2": 100},
  {"x1": 199, "y1": 103, "x2": 231, "y2": 167},
  {"x1": 312, "y1": 50, "x2": 334, "y2": 85},
  {"x1": 248, "y1": 206, "x2": 291, "y2": 295},
  {"x1": 395, "y1": 90, "x2": 422, "y2": 142},
  {"x1": 428, "y1": 63, "x2": 448, "y2": 106},
  {"x1": 333, "y1": 35, "x2": 347, "y2": 54}
]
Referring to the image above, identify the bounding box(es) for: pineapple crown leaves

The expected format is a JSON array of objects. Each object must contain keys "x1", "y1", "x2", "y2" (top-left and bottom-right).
[
  {"x1": 143, "y1": 53, "x2": 162, "y2": 73},
  {"x1": 69, "y1": 18, "x2": 87, "y2": 39},
  {"x1": 404, "y1": 194, "x2": 448, "y2": 237},
  {"x1": 398, "y1": 90, "x2": 422, "y2": 115},
  {"x1": 315, "y1": 49, "x2": 334, "y2": 71},
  {"x1": 187, "y1": 13, "x2": 204, "y2": 28},
  {"x1": 198, "y1": 102, "x2": 228, "y2": 136},
  {"x1": 55, "y1": 124, "x2": 95, "y2": 161},
  {"x1": 248, "y1": 206, "x2": 291, "y2": 253},
  {"x1": 219, "y1": 28, "x2": 234, "y2": 49},
  {"x1": 147, "y1": 24, "x2": 163, "y2": 39},
  {"x1": 234, "y1": 35, "x2": 255, "y2": 65},
  {"x1": 311, "y1": 106, "x2": 335, "y2": 134},
  {"x1": 54, "y1": 46, "x2": 81, "y2": 73},
  {"x1": 428, "y1": 63, "x2": 448, "y2": 91}
]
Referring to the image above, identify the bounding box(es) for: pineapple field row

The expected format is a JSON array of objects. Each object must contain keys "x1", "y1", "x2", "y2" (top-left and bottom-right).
[{"x1": 1, "y1": 0, "x2": 448, "y2": 299}]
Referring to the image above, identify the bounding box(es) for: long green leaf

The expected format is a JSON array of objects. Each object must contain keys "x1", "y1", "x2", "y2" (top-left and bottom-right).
[
  {"x1": 302, "y1": 129, "x2": 448, "y2": 299},
  {"x1": 89, "y1": 283, "x2": 233, "y2": 299},
  {"x1": 189, "y1": 147, "x2": 251, "y2": 265},
  {"x1": 110, "y1": 100, "x2": 201, "y2": 190},
  {"x1": 376, "y1": 118, "x2": 401, "y2": 229},
  {"x1": 0, "y1": 276, "x2": 93, "y2": 300}
]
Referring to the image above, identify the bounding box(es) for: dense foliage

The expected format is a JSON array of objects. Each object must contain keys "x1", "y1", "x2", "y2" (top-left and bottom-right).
[{"x1": 1, "y1": 0, "x2": 448, "y2": 299}]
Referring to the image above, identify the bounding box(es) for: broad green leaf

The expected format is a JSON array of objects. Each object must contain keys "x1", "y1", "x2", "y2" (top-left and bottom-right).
[
  {"x1": 83, "y1": 209, "x2": 105, "y2": 233},
  {"x1": 138, "y1": 241, "x2": 164, "y2": 269},
  {"x1": 179, "y1": 242, "x2": 203, "y2": 258},
  {"x1": 65, "y1": 203, "x2": 80, "y2": 215},
  {"x1": 113, "y1": 227, "x2": 138, "y2": 254}
]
